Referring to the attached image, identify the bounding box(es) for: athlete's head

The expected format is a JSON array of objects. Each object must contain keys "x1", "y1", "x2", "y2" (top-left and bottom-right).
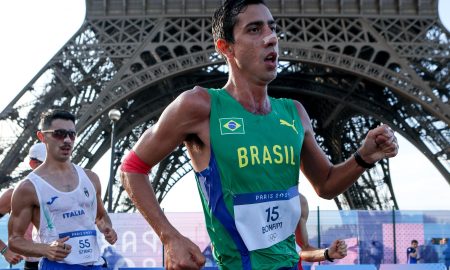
[
  {"x1": 38, "y1": 109, "x2": 76, "y2": 131},
  {"x1": 37, "y1": 109, "x2": 77, "y2": 162},
  {"x1": 212, "y1": 0, "x2": 267, "y2": 45},
  {"x1": 28, "y1": 142, "x2": 46, "y2": 169},
  {"x1": 411, "y1": 240, "x2": 418, "y2": 247},
  {"x1": 212, "y1": 0, "x2": 277, "y2": 81}
]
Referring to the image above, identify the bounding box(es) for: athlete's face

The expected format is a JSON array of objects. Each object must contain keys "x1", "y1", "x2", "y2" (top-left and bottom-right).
[
  {"x1": 41, "y1": 119, "x2": 76, "y2": 162},
  {"x1": 227, "y1": 4, "x2": 278, "y2": 84}
]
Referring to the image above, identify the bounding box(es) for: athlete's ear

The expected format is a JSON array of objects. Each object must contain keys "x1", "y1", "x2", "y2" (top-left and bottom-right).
[
  {"x1": 216, "y1": 38, "x2": 233, "y2": 57},
  {"x1": 37, "y1": 130, "x2": 45, "y2": 143}
]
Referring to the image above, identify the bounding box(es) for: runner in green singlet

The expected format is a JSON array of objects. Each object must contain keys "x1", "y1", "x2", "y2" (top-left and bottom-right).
[{"x1": 120, "y1": 1, "x2": 399, "y2": 269}]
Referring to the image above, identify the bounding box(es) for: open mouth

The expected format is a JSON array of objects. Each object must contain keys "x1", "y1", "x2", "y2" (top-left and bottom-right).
[
  {"x1": 264, "y1": 52, "x2": 278, "y2": 69},
  {"x1": 264, "y1": 52, "x2": 277, "y2": 63}
]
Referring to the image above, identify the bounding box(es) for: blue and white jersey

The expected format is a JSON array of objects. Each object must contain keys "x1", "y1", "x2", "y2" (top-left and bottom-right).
[
  {"x1": 27, "y1": 164, "x2": 102, "y2": 266},
  {"x1": 407, "y1": 247, "x2": 417, "y2": 264}
]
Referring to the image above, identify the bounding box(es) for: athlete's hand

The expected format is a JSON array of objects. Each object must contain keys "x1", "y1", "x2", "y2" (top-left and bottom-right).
[
  {"x1": 164, "y1": 233, "x2": 205, "y2": 270},
  {"x1": 328, "y1": 239, "x2": 347, "y2": 259},
  {"x1": 103, "y1": 227, "x2": 117, "y2": 245},
  {"x1": 359, "y1": 124, "x2": 398, "y2": 163},
  {"x1": 45, "y1": 236, "x2": 71, "y2": 261},
  {"x1": 2, "y1": 248, "x2": 23, "y2": 265}
]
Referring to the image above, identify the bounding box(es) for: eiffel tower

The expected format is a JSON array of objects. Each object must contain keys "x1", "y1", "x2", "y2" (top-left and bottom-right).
[{"x1": 0, "y1": 0, "x2": 448, "y2": 211}]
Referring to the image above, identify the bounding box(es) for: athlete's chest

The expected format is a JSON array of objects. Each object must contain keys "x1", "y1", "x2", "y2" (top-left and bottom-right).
[
  {"x1": 41, "y1": 183, "x2": 96, "y2": 216},
  {"x1": 212, "y1": 111, "x2": 302, "y2": 169}
]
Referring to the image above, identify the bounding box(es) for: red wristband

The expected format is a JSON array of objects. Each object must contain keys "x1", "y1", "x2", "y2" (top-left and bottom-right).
[{"x1": 120, "y1": 150, "x2": 152, "y2": 174}]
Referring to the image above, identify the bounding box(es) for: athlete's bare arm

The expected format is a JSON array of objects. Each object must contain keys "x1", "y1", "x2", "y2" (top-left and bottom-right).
[
  {"x1": 294, "y1": 101, "x2": 397, "y2": 199},
  {"x1": 8, "y1": 181, "x2": 39, "y2": 256},
  {"x1": 0, "y1": 188, "x2": 13, "y2": 214},
  {"x1": 295, "y1": 194, "x2": 347, "y2": 262},
  {"x1": 0, "y1": 188, "x2": 22, "y2": 265},
  {"x1": 8, "y1": 180, "x2": 70, "y2": 261},
  {"x1": 295, "y1": 194, "x2": 311, "y2": 256},
  {"x1": 121, "y1": 86, "x2": 209, "y2": 270},
  {"x1": 85, "y1": 169, "x2": 117, "y2": 245}
]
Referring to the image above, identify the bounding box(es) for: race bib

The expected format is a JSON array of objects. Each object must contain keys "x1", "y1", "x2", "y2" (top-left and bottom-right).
[
  {"x1": 233, "y1": 186, "x2": 301, "y2": 251},
  {"x1": 58, "y1": 230, "x2": 100, "y2": 264}
]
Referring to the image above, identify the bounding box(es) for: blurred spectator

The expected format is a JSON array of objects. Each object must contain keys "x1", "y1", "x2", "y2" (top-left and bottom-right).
[
  {"x1": 102, "y1": 246, "x2": 127, "y2": 270},
  {"x1": 443, "y1": 243, "x2": 450, "y2": 268},
  {"x1": 407, "y1": 239, "x2": 419, "y2": 264},
  {"x1": 368, "y1": 240, "x2": 383, "y2": 267}
]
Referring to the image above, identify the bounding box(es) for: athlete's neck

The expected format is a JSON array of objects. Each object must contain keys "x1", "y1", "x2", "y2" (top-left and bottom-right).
[
  {"x1": 224, "y1": 81, "x2": 271, "y2": 115},
  {"x1": 39, "y1": 159, "x2": 73, "y2": 173}
]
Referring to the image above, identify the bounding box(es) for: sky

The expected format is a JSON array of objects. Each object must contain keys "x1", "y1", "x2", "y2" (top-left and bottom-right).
[{"x1": 0, "y1": 0, "x2": 449, "y2": 212}]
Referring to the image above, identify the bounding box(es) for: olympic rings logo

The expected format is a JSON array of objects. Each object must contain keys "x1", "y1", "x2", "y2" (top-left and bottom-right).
[{"x1": 269, "y1": 233, "x2": 277, "y2": 242}]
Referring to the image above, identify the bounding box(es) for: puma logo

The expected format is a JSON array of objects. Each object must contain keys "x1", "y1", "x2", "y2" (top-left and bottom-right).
[
  {"x1": 280, "y1": 119, "x2": 298, "y2": 134},
  {"x1": 46, "y1": 196, "x2": 59, "y2": 205}
]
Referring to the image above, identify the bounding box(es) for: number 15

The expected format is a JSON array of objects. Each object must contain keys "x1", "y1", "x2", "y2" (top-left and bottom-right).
[{"x1": 265, "y1": 206, "x2": 279, "y2": 222}]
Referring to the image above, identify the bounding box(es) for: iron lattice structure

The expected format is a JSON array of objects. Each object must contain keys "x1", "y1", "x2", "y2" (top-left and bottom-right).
[{"x1": 0, "y1": 0, "x2": 448, "y2": 211}]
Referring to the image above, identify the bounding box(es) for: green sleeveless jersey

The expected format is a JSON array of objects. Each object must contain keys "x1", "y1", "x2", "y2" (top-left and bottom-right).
[{"x1": 195, "y1": 88, "x2": 305, "y2": 270}]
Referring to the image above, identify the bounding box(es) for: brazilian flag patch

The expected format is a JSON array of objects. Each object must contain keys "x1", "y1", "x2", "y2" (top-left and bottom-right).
[{"x1": 219, "y1": 118, "x2": 245, "y2": 135}]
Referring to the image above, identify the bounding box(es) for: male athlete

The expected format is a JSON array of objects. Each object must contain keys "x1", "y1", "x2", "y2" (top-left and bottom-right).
[
  {"x1": 8, "y1": 109, "x2": 117, "y2": 270},
  {"x1": 120, "y1": 1, "x2": 398, "y2": 269},
  {"x1": 0, "y1": 143, "x2": 47, "y2": 269}
]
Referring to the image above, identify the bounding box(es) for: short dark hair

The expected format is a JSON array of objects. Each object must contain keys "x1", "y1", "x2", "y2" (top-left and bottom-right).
[
  {"x1": 411, "y1": 240, "x2": 418, "y2": 244},
  {"x1": 38, "y1": 109, "x2": 76, "y2": 130},
  {"x1": 212, "y1": 0, "x2": 266, "y2": 44}
]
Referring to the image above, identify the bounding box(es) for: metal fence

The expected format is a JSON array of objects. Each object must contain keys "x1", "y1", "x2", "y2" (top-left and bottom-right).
[{"x1": 1, "y1": 210, "x2": 449, "y2": 269}]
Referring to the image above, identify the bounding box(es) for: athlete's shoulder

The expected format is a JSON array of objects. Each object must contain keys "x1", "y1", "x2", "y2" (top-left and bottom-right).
[
  {"x1": 15, "y1": 179, "x2": 35, "y2": 192},
  {"x1": 82, "y1": 168, "x2": 101, "y2": 192},
  {"x1": 82, "y1": 168, "x2": 100, "y2": 182},
  {"x1": 178, "y1": 86, "x2": 210, "y2": 104},
  {"x1": 82, "y1": 167, "x2": 95, "y2": 176},
  {"x1": 290, "y1": 99, "x2": 304, "y2": 111},
  {"x1": 290, "y1": 99, "x2": 313, "y2": 134},
  {"x1": 12, "y1": 179, "x2": 37, "y2": 203},
  {"x1": 174, "y1": 86, "x2": 211, "y2": 116},
  {"x1": 275, "y1": 97, "x2": 303, "y2": 113}
]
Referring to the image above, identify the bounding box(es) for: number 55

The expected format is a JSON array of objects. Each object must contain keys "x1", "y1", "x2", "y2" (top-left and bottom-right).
[{"x1": 79, "y1": 239, "x2": 91, "y2": 249}]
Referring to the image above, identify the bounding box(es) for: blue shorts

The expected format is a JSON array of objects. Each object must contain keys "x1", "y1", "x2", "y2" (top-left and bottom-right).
[{"x1": 39, "y1": 258, "x2": 102, "y2": 270}]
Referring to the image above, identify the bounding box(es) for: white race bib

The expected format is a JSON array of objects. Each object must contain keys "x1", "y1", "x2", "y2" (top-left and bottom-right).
[
  {"x1": 233, "y1": 186, "x2": 301, "y2": 251},
  {"x1": 59, "y1": 230, "x2": 100, "y2": 264}
]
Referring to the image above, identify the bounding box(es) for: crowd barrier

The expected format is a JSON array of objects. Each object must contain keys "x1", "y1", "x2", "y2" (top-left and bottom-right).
[
  {"x1": 379, "y1": 263, "x2": 447, "y2": 270},
  {"x1": 1, "y1": 211, "x2": 449, "y2": 269},
  {"x1": 0, "y1": 264, "x2": 448, "y2": 270},
  {"x1": 117, "y1": 265, "x2": 448, "y2": 270}
]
